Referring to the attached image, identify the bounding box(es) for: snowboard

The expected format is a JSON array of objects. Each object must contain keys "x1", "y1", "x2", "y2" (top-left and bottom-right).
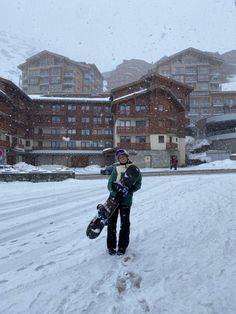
[{"x1": 86, "y1": 164, "x2": 140, "y2": 239}]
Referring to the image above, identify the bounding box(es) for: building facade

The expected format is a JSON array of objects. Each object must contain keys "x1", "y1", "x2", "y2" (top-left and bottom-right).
[
  {"x1": 0, "y1": 74, "x2": 192, "y2": 168},
  {"x1": 111, "y1": 73, "x2": 193, "y2": 167},
  {"x1": 155, "y1": 47, "x2": 223, "y2": 125},
  {"x1": 18, "y1": 50, "x2": 103, "y2": 96},
  {"x1": 0, "y1": 78, "x2": 32, "y2": 164}
]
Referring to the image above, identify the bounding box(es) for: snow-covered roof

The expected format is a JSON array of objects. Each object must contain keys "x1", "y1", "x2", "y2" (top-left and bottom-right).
[
  {"x1": 207, "y1": 132, "x2": 236, "y2": 141},
  {"x1": 221, "y1": 75, "x2": 236, "y2": 91},
  {"x1": 28, "y1": 150, "x2": 104, "y2": 155},
  {"x1": 29, "y1": 95, "x2": 111, "y2": 102},
  {"x1": 112, "y1": 89, "x2": 148, "y2": 102},
  {"x1": 206, "y1": 113, "x2": 236, "y2": 123}
]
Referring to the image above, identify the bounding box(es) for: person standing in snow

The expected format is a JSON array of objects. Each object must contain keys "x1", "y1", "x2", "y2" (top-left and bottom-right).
[
  {"x1": 106, "y1": 149, "x2": 142, "y2": 255},
  {"x1": 170, "y1": 155, "x2": 178, "y2": 170}
]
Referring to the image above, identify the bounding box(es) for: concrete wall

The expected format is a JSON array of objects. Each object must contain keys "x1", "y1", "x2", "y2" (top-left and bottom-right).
[{"x1": 129, "y1": 150, "x2": 180, "y2": 168}]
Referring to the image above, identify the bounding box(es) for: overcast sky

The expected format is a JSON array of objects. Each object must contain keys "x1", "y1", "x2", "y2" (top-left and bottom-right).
[{"x1": 0, "y1": 0, "x2": 235, "y2": 72}]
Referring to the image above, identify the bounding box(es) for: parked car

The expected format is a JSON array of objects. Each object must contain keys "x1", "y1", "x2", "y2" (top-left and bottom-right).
[{"x1": 100, "y1": 163, "x2": 117, "y2": 175}]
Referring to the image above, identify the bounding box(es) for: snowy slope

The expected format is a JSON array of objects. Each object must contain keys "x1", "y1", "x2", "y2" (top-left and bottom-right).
[
  {"x1": 0, "y1": 31, "x2": 39, "y2": 84},
  {"x1": 0, "y1": 173, "x2": 236, "y2": 314}
]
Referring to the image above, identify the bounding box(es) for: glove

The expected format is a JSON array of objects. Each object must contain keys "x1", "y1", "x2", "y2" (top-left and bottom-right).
[{"x1": 112, "y1": 182, "x2": 128, "y2": 198}]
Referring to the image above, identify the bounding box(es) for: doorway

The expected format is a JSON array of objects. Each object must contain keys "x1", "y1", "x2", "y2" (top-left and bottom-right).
[{"x1": 144, "y1": 155, "x2": 152, "y2": 168}]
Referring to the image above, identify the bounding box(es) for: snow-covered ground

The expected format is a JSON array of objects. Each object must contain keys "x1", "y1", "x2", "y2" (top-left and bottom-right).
[
  {"x1": 0, "y1": 170, "x2": 236, "y2": 313},
  {"x1": 1, "y1": 158, "x2": 236, "y2": 175}
]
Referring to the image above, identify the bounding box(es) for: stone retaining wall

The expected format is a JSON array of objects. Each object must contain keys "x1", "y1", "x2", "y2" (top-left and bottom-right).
[{"x1": 0, "y1": 171, "x2": 75, "y2": 182}]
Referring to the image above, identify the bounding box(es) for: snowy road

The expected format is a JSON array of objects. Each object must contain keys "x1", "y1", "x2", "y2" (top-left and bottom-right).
[{"x1": 0, "y1": 174, "x2": 236, "y2": 314}]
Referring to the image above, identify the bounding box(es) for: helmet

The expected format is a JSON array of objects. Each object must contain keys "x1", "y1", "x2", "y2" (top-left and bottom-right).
[{"x1": 115, "y1": 149, "x2": 129, "y2": 158}]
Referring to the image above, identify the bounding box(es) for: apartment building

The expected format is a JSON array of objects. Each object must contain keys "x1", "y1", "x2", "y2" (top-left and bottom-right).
[
  {"x1": 0, "y1": 78, "x2": 32, "y2": 164},
  {"x1": 211, "y1": 91, "x2": 236, "y2": 115},
  {"x1": 18, "y1": 50, "x2": 103, "y2": 95},
  {"x1": 0, "y1": 74, "x2": 192, "y2": 167},
  {"x1": 111, "y1": 73, "x2": 193, "y2": 167},
  {"x1": 29, "y1": 95, "x2": 113, "y2": 166},
  {"x1": 155, "y1": 47, "x2": 223, "y2": 125}
]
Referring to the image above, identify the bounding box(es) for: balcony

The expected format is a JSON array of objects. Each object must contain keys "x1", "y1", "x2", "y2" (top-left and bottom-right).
[
  {"x1": 117, "y1": 143, "x2": 151, "y2": 150},
  {"x1": 166, "y1": 143, "x2": 178, "y2": 150},
  {"x1": 116, "y1": 126, "x2": 149, "y2": 134},
  {"x1": 0, "y1": 140, "x2": 10, "y2": 148}
]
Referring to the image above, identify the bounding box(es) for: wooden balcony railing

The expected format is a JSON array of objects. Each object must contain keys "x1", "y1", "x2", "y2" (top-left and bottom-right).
[
  {"x1": 116, "y1": 126, "x2": 149, "y2": 134},
  {"x1": 166, "y1": 143, "x2": 178, "y2": 150},
  {"x1": 117, "y1": 143, "x2": 151, "y2": 150},
  {"x1": 0, "y1": 140, "x2": 10, "y2": 148}
]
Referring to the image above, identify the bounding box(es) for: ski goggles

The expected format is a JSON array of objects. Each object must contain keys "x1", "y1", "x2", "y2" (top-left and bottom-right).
[{"x1": 115, "y1": 149, "x2": 129, "y2": 157}]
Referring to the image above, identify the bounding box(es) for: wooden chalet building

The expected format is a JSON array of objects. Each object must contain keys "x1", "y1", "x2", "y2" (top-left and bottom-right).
[
  {"x1": 111, "y1": 73, "x2": 193, "y2": 167},
  {"x1": 155, "y1": 47, "x2": 223, "y2": 125},
  {"x1": 18, "y1": 50, "x2": 103, "y2": 96},
  {"x1": 0, "y1": 78, "x2": 32, "y2": 164},
  {"x1": 0, "y1": 73, "x2": 192, "y2": 168}
]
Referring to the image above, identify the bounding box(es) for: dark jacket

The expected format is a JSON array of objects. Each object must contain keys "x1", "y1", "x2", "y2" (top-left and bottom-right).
[{"x1": 107, "y1": 163, "x2": 142, "y2": 206}]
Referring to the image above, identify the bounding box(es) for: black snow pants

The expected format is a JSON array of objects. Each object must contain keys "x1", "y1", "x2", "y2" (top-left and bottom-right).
[{"x1": 107, "y1": 205, "x2": 131, "y2": 250}]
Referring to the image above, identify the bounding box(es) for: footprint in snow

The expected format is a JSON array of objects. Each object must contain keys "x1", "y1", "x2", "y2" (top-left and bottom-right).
[
  {"x1": 34, "y1": 261, "x2": 56, "y2": 271},
  {"x1": 116, "y1": 271, "x2": 142, "y2": 293}
]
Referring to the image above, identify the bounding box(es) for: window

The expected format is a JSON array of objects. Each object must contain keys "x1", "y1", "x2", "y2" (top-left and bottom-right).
[
  {"x1": 82, "y1": 117, "x2": 90, "y2": 123},
  {"x1": 38, "y1": 141, "x2": 43, "y2": 148},
  {"x1": 67, "y1": 141, "x2": 76, "y2": 148},
  {"x1": 185, "y1": 66, "x2": 197, "y2": 74},
  {"x1": 81, "y1": 129, "x2": 90, "y2": 135},
  {"x1": 68, "y1": 104, "x2": 76, "y2": 110},
  {"x1": 192, "y1": 97, "x2": 210, "y2": 106},
  {"x1": 136, "y1": 136, "x2": 146, "y2": 143},
  {"x1": 52, "y1": 116, "x2": 61, "y2": 123},
  {"x1": 81, "y1": 105, "x2": 90, "y2": 110},
  {"x1": 120, "y1": 136, "x2": 131, "y2": 143},
  {"x1": 52, "y1": 104, "x2": 60, "y2": 111},
  {"x1": 93, "y1": 117, "x2": 102, "y2": 124},
  {"x1": 40, "y1": 85, "x2": 49, "y2": 91},
  {"x1": 158, "y1": 104, "x2": 164, "y2": 111},
  {"x1": 225, "y1": 98, "x2": 234, "y2": 105},
  {"x1": 81, "y1": 141, "x2": 91, "y2": 148},
  {"x1": 135, "y1": 104, "x2": 146, "y2": 112},
  {"x1": 29, "y1": 69, "x2": 40, "y2": 76},
  {"x1": 158, "y1": 120, "x2": 164, "y2": 127},
  {"x1": 104, "y1": 117, "x2": 112, "y2": 124},
  {"x1": 120, "y1": 120, "x2": 131, "y2": 127},
  {"x1": 68, "y1": 129, "x2": 76, "y2": 135},
  {"x1": 212, "y1": 97, "x2": 223, "y2": 106},
  {"x1": 173, "y1": 66, "x2": 185, "y2": 74},
  {"x1": 68, "y1": 116, "x2": 76, "y2": 123},
  {"x1": 40, "y1": 69, "x2": 49, "y2": 76},
  {"x1": 136, "y1": 120, "x2": 146, "y2": 127},
  {"x1": 51, "y1": 77, "x2": 61, "y2": 84},
  {"x1": 26, "y1": 140, "x2": 31, "y2": 147},
  {"x1": 38, "y1": 128, "x2": 43, "y2": 135},
  {"x1": 158, "y1": 136, "x2": 165, "y2": 143},
  {"x1": 198, "y1": 75, "x2": 209, "y2": 82},
  {"x1": 120, "y1": 103, "x2": 130, "y2": 113},
  {"x1": 51, "y1": 141, "x2": 60, "y2": 148},
  {"x1": 51, "y1": 67, "x2": 61, "y2": 75},
  {"x1": 51, "y1": 128, "x2": 60, "y2": 134},
  {"x1": 198, "y1": 66, "x2": 209, "y2": 74},
  {"x1": 185, "y1": 75, "x2": 196, "y2": 83},
  {"x1": 210, "y1": 83, "x2": 219, "y2": 91},
  {"x1": 29, "y1": 77, "x2": 38, "y2": 85},
  {"x1": 93, "y1": 105, "x2": 102, "y2": 112},
  {"x1": 104, "y1": 106, "x2": 111, "y2": 112},
  {"x1": 40, "y1": 77, "x2": 49, "y2": 84}
]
